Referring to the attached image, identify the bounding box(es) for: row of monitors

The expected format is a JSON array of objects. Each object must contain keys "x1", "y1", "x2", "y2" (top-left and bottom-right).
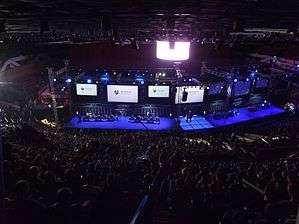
[{"x1": 76, "y1": 84, "x2": 204, "y2": 104}]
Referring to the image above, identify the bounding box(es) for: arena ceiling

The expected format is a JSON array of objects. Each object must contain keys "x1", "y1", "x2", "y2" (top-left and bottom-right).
[{"x1": 0, "y1": 0, "x2": 298, "y2": 38}]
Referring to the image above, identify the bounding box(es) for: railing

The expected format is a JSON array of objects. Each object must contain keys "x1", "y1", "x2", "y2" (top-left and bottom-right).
[{"x1": 129, "y1": 195, "x2": 150, "y2": 224}]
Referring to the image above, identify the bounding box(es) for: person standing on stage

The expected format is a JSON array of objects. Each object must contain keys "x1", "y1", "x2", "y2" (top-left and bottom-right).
[{"x1": 186, "y1": 109, "x2": 192, "y2": 123}]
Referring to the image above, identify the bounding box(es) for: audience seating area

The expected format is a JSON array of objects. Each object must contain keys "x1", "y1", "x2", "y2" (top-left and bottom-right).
[{"x1": 1, "y1": 104, "x2": 299, "y2": 224}]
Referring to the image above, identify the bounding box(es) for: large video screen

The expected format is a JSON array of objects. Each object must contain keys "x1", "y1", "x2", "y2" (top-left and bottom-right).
[
  {"x1": 255, "y1": 78, "x2": 269, "y2": 88},
  {"x1": 156, "y1": 41, "x2": 190, "y2": 61},
  {"x1": 175, "y1": 86, "x2": 204, "y2": 104},
  {"x1": 148, "y1": 86, "x2": 170, "y2": 98},
  {"x1": 233, "y1": 80, "x2": 251, "y2": 97},
  {"x1": 76, "y1": 84, "x2": 97, "y2": 96},
  {"x1": 107, "y1": 85, "x2": 138, "y2": 103},
  {"x1": 208, "y1": 83, "x2": 224, "y2": 95}
]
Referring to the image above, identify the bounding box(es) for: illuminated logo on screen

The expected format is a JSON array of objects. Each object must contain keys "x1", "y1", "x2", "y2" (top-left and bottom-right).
[
  {"x1": 76, "y1": 84, "x2": 97, "y2": 96},
  {"x1": 156, "y1": 41, "x2": 190, "y2": 61}
]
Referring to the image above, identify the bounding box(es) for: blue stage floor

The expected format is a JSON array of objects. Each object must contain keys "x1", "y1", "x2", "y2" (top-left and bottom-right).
[
  {"x1": 206, "y1": 106, "x2": 285, "y2": 128},
  {"x1": 66, "y1": 105, "x2": 285, "y2": 131},
  {"x1": 67, "y1": 116, "x2": 176, "y2": 131},
  {"x1": 178, "y1": 115, "x2": 214, "y2": 131}
]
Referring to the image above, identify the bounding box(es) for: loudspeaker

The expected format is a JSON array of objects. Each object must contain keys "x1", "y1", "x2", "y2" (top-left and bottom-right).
[
  {"x1": 166, "y1": 18, "x2": 175, "y2": 30},
  {"x1": 182, "y1": 90, "x2": 188, "y2": 102},
  {"x1": 102, "y1": 15, "x2": 112, "y2": 31},
  {"x1": 40, "y1": 20, "x2": 49, "y2": 33},
  {"x1": 0, "y1": 21, "x2": 5, "y2": 33},
  {"x1": 169, "y1": 41, "x2": 175, "y2": 49}
]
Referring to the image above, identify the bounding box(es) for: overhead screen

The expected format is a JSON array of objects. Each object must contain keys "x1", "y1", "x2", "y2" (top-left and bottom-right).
[
  {"x1": 148, "y1": 86, "x2": 170, "y2": 98},
  {"x1": 175, "y1": 86, "x2": 204, "y2": 104},
  {"x1": 76, "y1": 84, "x2": 97, "y2": 96},
  {"x1": 107, "y1": 85, "x2": 138, "y2": 103},
  {"x1": 156, "y1": 41, "x2": 190, "y2": 61}
]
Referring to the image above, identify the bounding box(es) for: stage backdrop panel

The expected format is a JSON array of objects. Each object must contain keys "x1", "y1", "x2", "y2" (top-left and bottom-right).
[
  {"x1": 148, "y1": 85, "x2": 170, "y2": 98},
  {"x1": 76, "y1": 84, "x2": 97, "y2": 96},
  {"x1": 107, "y1": 85, "x2": 138, "y2": 103},
  {"x1": 175, "y1": 86, "x2": 204, "y2": 104}
]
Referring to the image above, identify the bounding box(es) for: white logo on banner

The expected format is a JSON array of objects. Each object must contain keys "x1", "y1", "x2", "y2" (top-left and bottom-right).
[{"x1": 107, "y1": 85, "x2": 138, "y2": 103}]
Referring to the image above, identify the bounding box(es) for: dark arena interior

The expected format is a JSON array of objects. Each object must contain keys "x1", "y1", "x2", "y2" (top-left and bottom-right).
[{"x1": 2, "y1": 1, "x2": 299, "y2": 224}]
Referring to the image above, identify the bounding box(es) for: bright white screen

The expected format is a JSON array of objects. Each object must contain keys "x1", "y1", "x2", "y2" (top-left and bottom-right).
[
  {"x1": 76, "y1": 84, "x2": 97, "y2": 96},
  {"x1": 148, "y1": 86, "x2": 170, "y2": 98},
  {"x1": 156, "y1": 41, "x2": 190, "y2": 61},
  {"x1": 175, "y1": 86, "x2": 204, "y2": 104},
  {"x1": 107, "y1": 85, "x2": 138, "y2": 103}
]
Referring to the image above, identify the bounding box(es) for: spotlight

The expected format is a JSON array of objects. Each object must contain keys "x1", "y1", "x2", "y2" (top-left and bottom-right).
[
  {"x1": 234, "y1": 79, "x2": 238, "y2": 83},
  {"x1": 66, "y1": 78, "x2": 72, "y2": 83},
  {"x1": 140, "y1": 80, "x2": 144, "y2": 85},
  {"x1": 246, "y1": 78, "x2": 249, "y2": 82},
  {"x1": 188, "y1": 78, "x2": 192, "y2": 82},
  {"x1": 206, "y1": 86, "x2": 210, "y2": 90},
  {"x1": 87, "y1": 79, "x2": 92, "y2": 84},
  {"x1": 53, "y1": 78, "x2": 57, "y2": 82}
]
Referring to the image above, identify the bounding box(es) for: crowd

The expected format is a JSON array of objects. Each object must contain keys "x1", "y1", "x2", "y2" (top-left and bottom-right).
[{"x1": 1, "y1": 104, "x2": 299, "y2": 224}]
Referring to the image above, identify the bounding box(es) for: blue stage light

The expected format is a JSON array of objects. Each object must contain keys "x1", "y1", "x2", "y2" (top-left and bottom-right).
[
  {"x1": 246, "y1": 78, "x2": 250, "y2": 82},
  {"x1": 140, "y1": 80, "x2": 144, "y2": 85},
  {"x1": 53, "y1": 78, "x2": 57, "y2": 82},
  {"x1": 66, "y1": 78, "x2": 72, "y2": 83},
  {"x1": 234, "y1": 79, "x2": 238, "y2": 83},
  {"x1": 87, "y1": 79, "x2": 92, "y2": 84}
]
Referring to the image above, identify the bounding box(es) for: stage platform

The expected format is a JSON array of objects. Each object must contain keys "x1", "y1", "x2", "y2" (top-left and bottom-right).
[
  {"x1": 206, "y1": 106, "x2": 285, "y2": 128},
  {"x1": 178, "y1": 116, "x2": 214, "y2": 131},
  {"x1": 66, "y1": 105, "x2": 285, "y2": 131},
  {"x1": 67, "y1": 116, "x2": 176, "y2": 131},
  {"x1": 180, "y1": 105, "x2": 285, "y2": 131}
]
